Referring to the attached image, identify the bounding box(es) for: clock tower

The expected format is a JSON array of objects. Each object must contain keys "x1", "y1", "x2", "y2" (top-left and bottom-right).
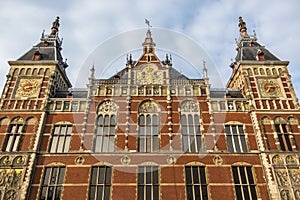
[
  {"x1": 227, "y1": 17, "x2": 300, "y2": 199},
  {"x1": 0, "y1": 16, "x2": 71, "y2": 111},
  {"x1": 0, "y1": 17, "x2": 71, "y2": 199},
  {"x1": 227, "y1": 17, "x2": 299, "y2": 111}
]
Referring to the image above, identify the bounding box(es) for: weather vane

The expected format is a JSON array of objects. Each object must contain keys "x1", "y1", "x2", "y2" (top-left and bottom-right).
[{"x1": 145, "y1": 19, "x2": 152, "y2": 29}]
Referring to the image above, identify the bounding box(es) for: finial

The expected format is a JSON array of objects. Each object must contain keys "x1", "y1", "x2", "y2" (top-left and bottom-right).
[
  {"x1": 51, "y1": 16, "x2": 60, "y2": 36},
  {"x1": 89, "y1": 65, "x2": 95, "y2": 80},
  {"x1": 203, "y1": 60, "x2": 208, "y2": 80},
  {"x1": 145, "y1": 19, "x2": 152, "y2": 29},
  {"x1": 238, "y1": 16, "x2": 247, "y2": 36},
  {"x1": 41, "y1": 29, "x2": 45, "y2": 39},
  {"x1": 253, "y1": 30, "x2": 257, "y2": 40}
]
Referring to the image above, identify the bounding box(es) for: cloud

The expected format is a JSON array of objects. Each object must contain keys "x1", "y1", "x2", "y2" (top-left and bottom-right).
[{"x1": 0, "y1": 0, "x2": 300, "y2": 96}]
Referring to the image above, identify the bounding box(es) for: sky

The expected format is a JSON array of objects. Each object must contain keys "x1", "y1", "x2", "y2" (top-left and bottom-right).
[{"x1": 1, "y1": 0, "x2": 300, "y2": 96}]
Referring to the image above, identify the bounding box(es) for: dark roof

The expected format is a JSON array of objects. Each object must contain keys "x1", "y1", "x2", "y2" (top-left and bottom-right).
[
  {"x1": 17, "y1": 37, "x2": 64, "y2": 63},
  {"x1": 54, "y1": 89, "x2": 88, "y2": 98},
  {"x1": 109, "y1": 66, "x2": 189, "y2": 81},
  {"x1": 235, "y1": 41, "x2": 280, "y2": 62},
  {"x1": 210, "y1": 89, "x2": 244, "y2": 99}
]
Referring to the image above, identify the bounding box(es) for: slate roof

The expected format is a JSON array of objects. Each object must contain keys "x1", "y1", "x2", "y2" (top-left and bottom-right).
[
  {"x1": 210, "y1": 89, "x2": 245, "y2": 99},
  {"x1": 235, "y1": 38, "x2": 280, "y2": 62},
  {"x1": 17, "y1": 37, "x2": 64, "y2": 64}
]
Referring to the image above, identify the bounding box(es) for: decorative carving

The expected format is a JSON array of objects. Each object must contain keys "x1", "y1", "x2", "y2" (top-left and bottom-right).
[
  {"x1": 167, "y1": 156, "x2": 176, "y2": 165},
  {"x1": 213, "y1": 155, "x2": 223, "y2": 166},
  {"x1": 98, "y1": 100, "x2": 118, "y2": 114},
  {"x1": 0, "y1": 155, "x2": 27, "y2": 167},
  {"x1": 75, "y1": 156, "x2": 84, "y2": 165},
  {"x1": 0, "y1": 168, "x2": 23, "y2": 200},
  {"x1": 286, "y1": 155, "x2": 297, "y2": 165},
  {"x1": 139, "y1": 101, "x2": 159, "y2": 113},
  {"x1": 0, "y1": 156, "x2": 12, "y2": 166},
  {"x1": 276, "y1": 169, "x2": 289, "y2": 186},
  {"x1": 272, "y1": 155, "x2": 283, "y2": 165},
  {"x1": 5, "y1": 189, "x2": 17, "y2": 200},
  {"x1": 280, "y1": 189, "x2": 292, "y2": 200},
  {"x1": 295, "y1": 189, "x2": 300, "y2": 199},
  {"x1": 288, "y1": 168, "x2": 300, "y2": 185},
  {"x1": 181, "y1": 100, "x2": 199, "y2": 112},
  {"x1": 121, "y1": 155, "x2": 131, "y2": 165},
  {"x1": 12, "y1": 156, "x2": 25, "y2": 166},
  {"x1": 136, "y1": 64, "x2": 163, "y2": 85}
]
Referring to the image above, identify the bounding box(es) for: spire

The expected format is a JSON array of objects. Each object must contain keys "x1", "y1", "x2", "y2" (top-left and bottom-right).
[
  {"x1": 142, "y1": 19, "x2": 156, "y2": 53},
  {"x1": 238, "y1": 16, "x2": 247, "y2": 37},
  {"x1": 50, "y1": 16, "x2": 60, "y2": 36},
  {"x1": 203, "y1": 61, "x2": 208, "y2": 80}
]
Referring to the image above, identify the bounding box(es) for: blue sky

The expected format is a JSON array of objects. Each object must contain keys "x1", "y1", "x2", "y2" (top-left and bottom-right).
[{"x1": 1, "y1": 0, "x2": 300, "y2": 96}]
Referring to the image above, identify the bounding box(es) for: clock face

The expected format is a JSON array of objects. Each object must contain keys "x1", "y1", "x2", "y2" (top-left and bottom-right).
[
  {"x1": 258, "y1": 79, "x2": 281, "y2": 97},
  {"x1": 15, "y1": 78, "x2": 41, "y2": 98}
]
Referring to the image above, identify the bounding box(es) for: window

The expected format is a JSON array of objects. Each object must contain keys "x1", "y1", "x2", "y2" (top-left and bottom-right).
[
  {"x1": 94, "y1": 100, "x2": 118, "y2": 153},
  {"x1": 275, "y1": 124, "x2": 293, "y2": 151},
  {"x1": 181, "y1": 114, "x2": 202, "y2": 152},
  {"x1": 138, "y1": 114, "x2": 159, "y2": 152},
  {"x1": 94, "y1": 114, "x2": 116, "y2": 152},
  {"x1": 180, "y1": 100, "x2": 202, "y2": 153},
  {"x1": 225, "y1": 124, "x2": 247, "y2": 153},
  {"x1": 137, "y1": 166, "x2": 159, "y2": 200},
  {"x1": 232, "y1": 166, "x2": 257, "y2": 200},
  {"x1": 185, "y1": 166, "x2": 208, "y2": 200},
  {"x1": 49, "y1": 124, "x2": 72, "y2": 153},
  {"x1": 138, "y1": 100, "x2": 160, "y2": 152},
  {"x1": 40, "y1": 166, "x2": 65, "y2": 200},
  {"x1": 89, "y1": 166, "x2": 112, "y2": 200},
  {"x1": 2, "y1": 120, "x2": 24, "y2": 152}
]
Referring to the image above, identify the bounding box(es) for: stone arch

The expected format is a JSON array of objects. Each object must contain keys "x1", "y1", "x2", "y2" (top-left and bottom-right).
[
  {"x1": 97, "y1": 100, "x2": 119, "y2": 114},
  {"x1": 180, "y1": 99, "x2": 200, "y2": 113},
  {"x1": 274, "y1": 116, "x2": 287, "y2": 124},
  {"x1": 138, "y1": 99, "x2": 160, "y2": 113}
]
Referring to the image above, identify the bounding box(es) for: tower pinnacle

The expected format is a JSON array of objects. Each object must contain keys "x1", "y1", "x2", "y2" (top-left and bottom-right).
[
  {"x1": 50, "y1": 16, "x2": 60, "y2": 36},
  {"x1": 142, "y1": 19, "x2": 156, "y2": 53},
  {"x1": 238, "y1": 17, "x2": 247, "y2": 37}
]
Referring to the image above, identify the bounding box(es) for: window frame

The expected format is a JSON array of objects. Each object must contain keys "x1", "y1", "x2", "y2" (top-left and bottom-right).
[
  {"x1": 185, "y1": 165, "x2": 208, "y2": 200},
  {"x1": 49, "y1": 124, "x2": 72, "y2": 153},
  {"x1": 137, "y1": 166, "x2": 160, "y2": 200},
  {"x1": 181, "y1": 113, "x2": 202, "y2": 153},
  {"x1": 225, "y1": 124, "x2": 247, "y2": 153},
  {"x1": 93, "y1": 114, "x2": 116, "y2": 153},
  {"x1": 274, "y1": 123, "x2": 294, "y2": 151},
  {"x1": 88, "y1": 166, "x2": 112, "y2": 200},
  {"x1": 138, "y1": 113, "x2": 159, "y2": 152},
  {"x1": 2, "y1": 122, "x2": 25, "y2": 152},
  {"x1": 39, "y1": 166, "x2": 66, "y2": 200},
  {"x1": 232, "y1": 165, "x2": 257, "y2": 200}
]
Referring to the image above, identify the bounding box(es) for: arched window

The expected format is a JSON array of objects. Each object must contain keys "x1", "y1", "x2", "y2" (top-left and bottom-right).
[
  {"x1": 180, "y1": 100, "x2": 202, "y2": 152},
  {"x1": 2, "y1": 117, "x2": 25, "y2": 152},
  {"x1": 138, "y1": 100, "x2": 159, "y2": 152},
  {"x1": 259, "y1": 68, "x2": 265, "y2": 75},
  {"x1": 94, "y1": 101, "x2": 118, "y2": 153},
  {"x1": 274, "y1": 117, "x2": 295, "y2": 151}
]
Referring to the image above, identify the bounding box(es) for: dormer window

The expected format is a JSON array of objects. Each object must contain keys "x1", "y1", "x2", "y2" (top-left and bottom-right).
[
  {"x1": 43, "y1": 41, "x2": 49, "y2": 47},
  {"x1": 33, "y1": 50, "x2": 41, "y2": 61},
  {"x1": 256, "y1": 49, "x2": 264, "y2": 60}
]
